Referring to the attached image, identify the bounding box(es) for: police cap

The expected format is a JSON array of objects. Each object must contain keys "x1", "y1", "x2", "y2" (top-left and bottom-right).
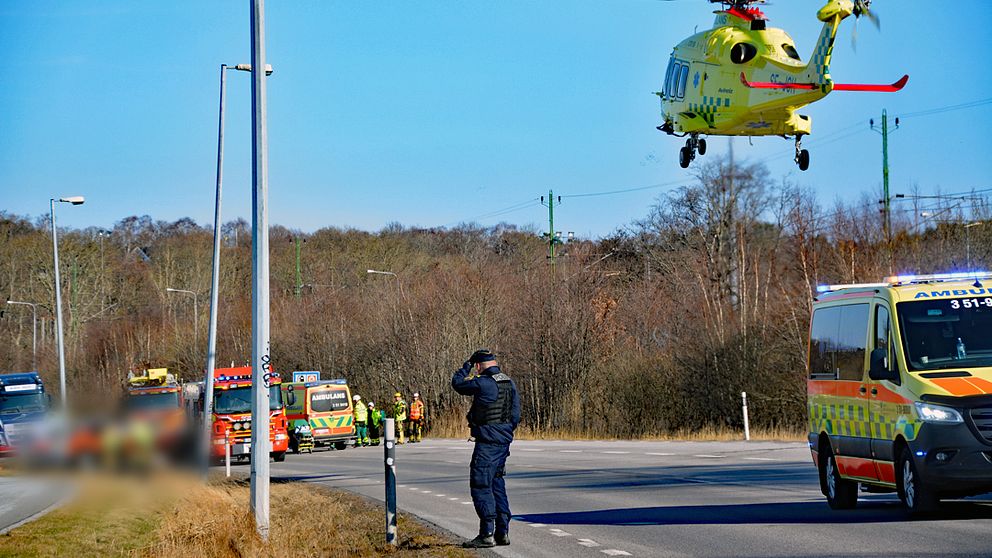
[{"x1": 470, "y1": 349, "x2": 496, "y2": 364}]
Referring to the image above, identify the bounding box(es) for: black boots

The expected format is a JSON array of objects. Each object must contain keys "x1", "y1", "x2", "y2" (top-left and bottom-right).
[
  {"x1": 495, "y1": 533, "x2": 510, "y2": 546},
  {"x1": 462, "y1": 534, "x2": 495, "y2": 548}
]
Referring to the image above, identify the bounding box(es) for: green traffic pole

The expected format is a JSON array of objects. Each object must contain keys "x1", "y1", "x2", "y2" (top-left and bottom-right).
[
  {"x1": 882, "y1": 109, "x2": 890, "y2": 244},
  {"x1": 548, "y1": 189, "x2": 555, "y2": 267}
]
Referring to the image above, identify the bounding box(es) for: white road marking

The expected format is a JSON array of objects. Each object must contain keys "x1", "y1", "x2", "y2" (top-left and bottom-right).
[
  {"x1": 519, "y1": 448, "x2": 543, "y2": 452},
  {"x1": 645, "y1": 452, "x2": 674, "y2": 456},
  {"x1": 602, "y1": 451, "x2": 630, "y2": 454},
  {"x1": 743, "y1": 457, "x2": 777, "y2": 461},
  {"x1": 549, "y1": 529, "x2": 572, "y2": 537},
  {"x1": 461, "y1": 501, "x2": 473, "y2": 505},
  {"x1": 435, "y1": 494, "x2": 446, "y2": 497},
  {"x1": 398, "y1": 484, "x2": 407, "y2": 488},
  {"x1": 408, "y1": 487, "x2": 419, "y2": 491},
  {"x1": 422, "y1": 490, "x2": 432, "y2": 493},
  {"x1": 528, "y1": 523, "x2": 547, "y2": 528},
  {"x1": 448, "y1": 497, "x2": 459, "y2": 501},
  {"x1": 578, "y1": 539, "x2": 601, "y2": 547},
  {"x1": 693, "y1": 454, "x2": 726, "y2": 458},
  {"x1": 601, "y1": 550, "x2": 632, "y2": 556},
  {"x1": 559, "y1": 450, "x2": 582, "y2": 453}
]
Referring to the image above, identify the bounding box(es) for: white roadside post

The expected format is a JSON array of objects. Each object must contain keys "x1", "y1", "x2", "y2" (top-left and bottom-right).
[
  {"x1": 225, "y1": 431, "x2": 231, "y2": 478},
  {"x1": 384, "y1": 417, "x2": 397, "y2": 545},
  {"x1": 741, "y1": 391, "x2": 751, "y2": 441}
]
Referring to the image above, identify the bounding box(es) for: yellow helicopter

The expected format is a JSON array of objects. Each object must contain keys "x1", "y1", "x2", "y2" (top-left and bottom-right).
[{"x1": 656, "y1": 0, "x2": 907, "y2": 170}]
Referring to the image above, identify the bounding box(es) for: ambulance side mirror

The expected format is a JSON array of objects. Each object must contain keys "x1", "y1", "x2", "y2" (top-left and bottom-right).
[
  {"x1": 868, "y1": 348, "x2": 900, "y2": 384},
  {"x1": 286, "y1": 389, "x2": 297, "y2": 406}
]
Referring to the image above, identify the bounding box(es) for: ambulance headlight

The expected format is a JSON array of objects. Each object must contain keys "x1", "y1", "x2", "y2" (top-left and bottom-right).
[
  {"x1": 915, "y1": 402, "x2": 964, "y2": 424},
  {"x1": 232, "y1": 422, "x2": 243, "y2": 431}
]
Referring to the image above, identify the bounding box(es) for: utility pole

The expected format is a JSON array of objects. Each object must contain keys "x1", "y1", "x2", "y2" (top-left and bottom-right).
[
  {"x1": 871, "y1": 109, "x2": 900, "y2": 244},
  {"x1": 541, "y1": 190, "x2": 562, "y2": 269},
  {"x1": 249, "y1": 0, "x2": 272, "y2": 540}
]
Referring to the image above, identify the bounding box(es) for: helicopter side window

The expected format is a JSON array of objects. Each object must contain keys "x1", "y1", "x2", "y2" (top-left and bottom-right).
[
  {"x1": 782, "y1": 43, "x2": 801, "y2": 61},
  {"x1": 677, "y1": 65, "x2": 689, "y2": 99},
  {"x1": 663, "y1": 58, "x2": 675, "y2": 99},
  {"x1": 667, "y1": 62, "x2": 680, "y2": 99},
  {"x1": 730, "y1": 43, "x2": 758, "y2": 64}
]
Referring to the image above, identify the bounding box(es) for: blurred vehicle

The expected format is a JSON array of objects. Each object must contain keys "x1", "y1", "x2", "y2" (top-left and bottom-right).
[
  {"x1": 0, "y1": 372, "x2": 51, "y2": 455},
  {"x1": 210, "y1": 367, "x2": 289, "y2": 463},
  {"x1": 123, "y1": 368, "x2": 189, "y2": 459},
  {"x1": 282, "y1": 379, "x2": 356, "y2": 451}
]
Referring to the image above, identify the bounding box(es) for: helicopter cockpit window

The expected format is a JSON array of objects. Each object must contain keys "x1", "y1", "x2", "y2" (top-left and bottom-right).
[
  {"x1": 782, "y1": 44, "x2": 801, "y2": 61},
  {"x1": 677, "y1": 65, "x2": 689, "y2": 99},
  {"x1": 730, "y1": 43, "x2": 758, "y2": 64}
]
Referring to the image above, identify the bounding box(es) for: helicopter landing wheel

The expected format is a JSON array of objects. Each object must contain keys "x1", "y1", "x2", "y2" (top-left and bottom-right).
[
  {"x1": 679, "y1": 146, "x2": 692, "y2": 168},
  {"x1": 697, "y1": 138, "x2": 707, "y2": 156},
  {"x1": 798, "y1": 149, "x2": 810, "y2": 171}
]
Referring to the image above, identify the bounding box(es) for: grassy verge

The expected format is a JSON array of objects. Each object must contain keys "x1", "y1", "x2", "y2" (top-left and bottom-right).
[{"x1": 0, "y1": 475, "x2": 472, "y2": 558}]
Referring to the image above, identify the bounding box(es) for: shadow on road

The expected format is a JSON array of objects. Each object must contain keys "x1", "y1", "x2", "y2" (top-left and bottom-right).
[{"x1": 517, "y1": 500, "x2": 992, "y2": 526}]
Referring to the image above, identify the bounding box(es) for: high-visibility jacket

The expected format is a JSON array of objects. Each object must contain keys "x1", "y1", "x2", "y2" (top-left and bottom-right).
[
  {"x1": 370, "y1": 409, "x2": 383, "y2": 427},
  {"x1": 353, "y1": 401, "x2": 368, "y2": 422},
  {"x1": 393, "y1": 400, "x2": 408, "y2": 421},
  {"x1": 409, "y1": 400, "x2": 424, "y2": 420}
]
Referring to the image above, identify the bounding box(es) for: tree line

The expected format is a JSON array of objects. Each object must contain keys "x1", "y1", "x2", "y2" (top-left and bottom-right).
[{"x1": 2, "y1": 156, "x2": 989, "y2": 437}]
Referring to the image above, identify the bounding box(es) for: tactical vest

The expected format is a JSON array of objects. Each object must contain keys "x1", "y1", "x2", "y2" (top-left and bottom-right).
[{"x1": 468, "y1": 373, "x2": 514, "y2": 426}]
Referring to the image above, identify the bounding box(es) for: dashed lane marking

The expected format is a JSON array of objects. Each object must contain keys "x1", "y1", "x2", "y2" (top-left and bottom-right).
[
  {"x1": 448, "y1": 497, "x2": 459, "y2": 501},
  {"x1": 743, "y1": 457, "x2": 777, "y2": 461},
  {"x1": 398, "y1": 485, "x2": 407, "y2": 488},
  {"x1": 461, "y1": 501, "x2": 473, "y2": 505},
  {"x1": 578, "y1": 539, "x2": 601, "y2": 547},
  {"x1": 435, "y1": 494, "x2": 446, "y2": 497},
  {"x1": 408, "y1": 487, "x2": 419, "y2": 491},
  {"x1": 421, "y1": 490, "x2": 432, "y2": 494},
  {"x1": 693, "y1": 454, "x2": 726, "y2": 458},
  {"x1": 645, "y1": 452, "x2": 674, "y2": 456},
  {"x1": 601, "y1": 550, "x2": 632, "y2": 556},
  {"x1": 559, "y1": 450, "x2": 582, "y2": 453},
  {"x1": 602, "y1": 451, "x2": 630, "y2": 454},
  {"x1": 518, "y1": 449, "x2": 543, "y2": 452},
  {"x1": 528, "y1": 523, "x2": 547, "y2": 528},
  {"x1": 549, "y1": 529, "x2": 572, "y2": 537}
]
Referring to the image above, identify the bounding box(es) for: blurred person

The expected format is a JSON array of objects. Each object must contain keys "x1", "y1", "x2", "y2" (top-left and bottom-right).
[
  {"x1": 452, "y1": 349, "x2": 520, "y2": 548},
  {"x1": 408, "y1": 392, "x2": 426, "y2": 443},
  {"x1": 352, "y1": 395, "x2": 369, "y2": 447},
  {"x1": 391, "y1": 392, "x2": 407, "y2": 444}
]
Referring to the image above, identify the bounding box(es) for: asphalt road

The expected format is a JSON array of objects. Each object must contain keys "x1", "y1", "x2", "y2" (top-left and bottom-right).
[
  {"x1": 0, "y1": 477, "x2": 66, "y2": 535},
  {"x1": 248, "y1": 439, "x2": 992, "y2": 557}
]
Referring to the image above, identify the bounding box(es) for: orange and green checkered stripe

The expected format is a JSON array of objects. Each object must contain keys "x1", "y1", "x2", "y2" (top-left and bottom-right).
[{"x1": 310, "y1": 415, "x2": 353, "y2": 429}]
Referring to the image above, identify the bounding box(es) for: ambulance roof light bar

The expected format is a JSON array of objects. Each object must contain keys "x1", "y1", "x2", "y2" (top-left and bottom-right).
[
  {"x1": 816, "y1": 282, "x2": 889, "y2": 293},
  {"x1": 883, "y1": 271, "x2": 992, "y2": 284}
]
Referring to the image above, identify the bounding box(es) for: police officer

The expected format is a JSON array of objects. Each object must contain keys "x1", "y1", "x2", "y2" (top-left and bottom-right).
[{"x1": 452, "y1": 349, "x2": 520, "y2": 548}]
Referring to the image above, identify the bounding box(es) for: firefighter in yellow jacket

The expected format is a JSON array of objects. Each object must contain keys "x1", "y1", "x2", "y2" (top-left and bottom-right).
[
  {"x1": 409, "y1": 392, "x2": 426, "y2": 443},
  {"x1": 392, "y1": 392, "x2": 407, "y2": 444}
]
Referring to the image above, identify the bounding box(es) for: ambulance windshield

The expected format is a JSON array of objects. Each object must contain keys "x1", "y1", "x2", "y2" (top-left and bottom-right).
[{"x1": 898, "y1": 297, "x2": 992, "y2": 371}]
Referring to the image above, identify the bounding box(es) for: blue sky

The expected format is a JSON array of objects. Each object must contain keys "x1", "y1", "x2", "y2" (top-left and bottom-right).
[{"x1": 2, "y1": 0, "x2": 990, "y2": 238}]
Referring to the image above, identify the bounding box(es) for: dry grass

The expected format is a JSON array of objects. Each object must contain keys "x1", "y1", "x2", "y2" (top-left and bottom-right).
[
  {"x1": 0, "y1": 475, "x2": 471, "y2": 558},
  {"x1": 429, "y1": 415, "x2": 804, "y2": 443}
]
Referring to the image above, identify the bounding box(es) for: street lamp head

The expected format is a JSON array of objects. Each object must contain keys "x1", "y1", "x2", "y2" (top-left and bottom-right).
[
  {"x1": 59, "y1": 196, "x2": 85, "y2": 205},
  {"x1": 232, "y1": 63, "x2": 273, "y2": 76}
]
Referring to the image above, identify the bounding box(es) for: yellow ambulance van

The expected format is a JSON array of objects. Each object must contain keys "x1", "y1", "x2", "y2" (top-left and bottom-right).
[{"x1": 809, "y1": 272, "x2": 992, "y2": 514}]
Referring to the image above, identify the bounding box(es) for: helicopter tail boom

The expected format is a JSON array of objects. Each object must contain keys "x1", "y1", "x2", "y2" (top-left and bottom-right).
[{"x1": 740, "y1": 73, "x2": 909, "y2": 93}]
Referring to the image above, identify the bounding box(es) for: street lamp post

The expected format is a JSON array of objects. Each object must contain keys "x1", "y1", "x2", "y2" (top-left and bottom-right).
[
  {"x1": 367, "y1": 269, "x2": 404, "y2": 297},
  {"x1": 6, "y1": 300, "x2": 39, "y2": 370},
  {"x1": 51, "y1": 196, "x2": 84, "y2": 409},
  {"x1": 165, "y1": 288, "x2": 199, "y2": 347},
  {"x1": 202, "y1": 61, "x2": 270, "y2": 476},
  {"x1": 965, "y1": 222, "x2": 983, "y2": 270}
]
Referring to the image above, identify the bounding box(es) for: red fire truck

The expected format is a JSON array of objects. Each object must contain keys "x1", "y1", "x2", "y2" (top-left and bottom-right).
[{"x1": 209, "y1": 366, "x2": 289, "y2": 463}]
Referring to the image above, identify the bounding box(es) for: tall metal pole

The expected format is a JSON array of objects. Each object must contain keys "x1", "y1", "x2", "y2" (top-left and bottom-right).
[
  {"x1": 202, "y1": 63, "x2": 228, "y2": 476},
  {"x1": 295, "y1": 236, "x2": 302, "y2": 299},
  {"x1": 249, "y1": 0, "x2": 272, "y2": 539},
  {"x1": 50, "y1": 200, "x2": 68, "y2": 410}
]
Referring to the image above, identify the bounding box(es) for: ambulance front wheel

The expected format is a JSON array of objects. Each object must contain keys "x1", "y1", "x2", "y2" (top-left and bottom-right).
[
  {"x1": 272, "y1": 451, "x2": 286, "y2": 463},
  {"x1": 898, "y1": 448, "x2": 938, "y2": 515},
  {"x1": 679, "y1": 146, "x2": 691, "y2": 169},
  {"x1": 821, "y1": 446, "x2": 857, "y2": 509}
]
